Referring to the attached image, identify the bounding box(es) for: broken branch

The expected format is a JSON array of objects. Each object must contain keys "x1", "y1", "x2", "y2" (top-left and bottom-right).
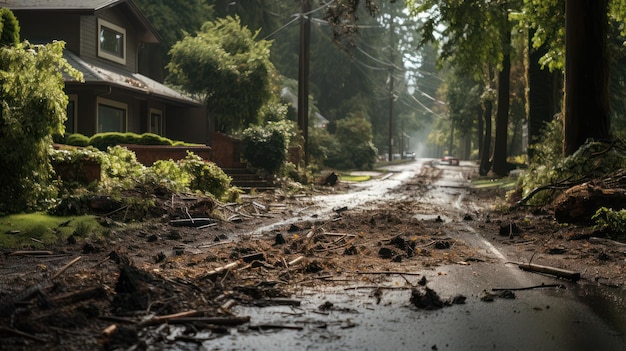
[{"x1": 513, "y1": 262, "x2": 581, "y2": 281}]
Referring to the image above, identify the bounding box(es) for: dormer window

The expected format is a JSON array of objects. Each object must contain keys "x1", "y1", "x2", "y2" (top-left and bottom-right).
[{"x1": 98, "y1": 18, "x2": 126, "y2": 65}]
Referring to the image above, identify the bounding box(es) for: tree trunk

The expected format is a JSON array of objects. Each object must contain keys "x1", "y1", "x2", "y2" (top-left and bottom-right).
[
  {"x1": 527, "y1": 31, "x2": 559, "y2": 159},
  {"x1": 563, "y1": 0, "x2": 610, "y2": 156},
  {"x1": 479, "y1": 98, "x2": 493, "y2": 176},
  {"x1": 477, "y1": 105, "x2": 484, "y2": 159},
  {"x1": 491, "y1": 17, "x2": 511, "y2": 177}
]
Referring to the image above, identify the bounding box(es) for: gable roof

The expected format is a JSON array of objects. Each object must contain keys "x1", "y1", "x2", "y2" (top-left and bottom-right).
[
  {"x1": 64, "y1": 50, "x2": 202, "y2": 107},
  {"x1": 2, "y1": 0, "x2": 160, "y2": 43}
]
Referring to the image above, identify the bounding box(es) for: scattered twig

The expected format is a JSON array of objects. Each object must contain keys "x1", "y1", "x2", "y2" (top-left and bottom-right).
[
  {"x1": 344, "y1": 285, "x2": 413, "y2": 290},
  {"x1": 51, "y1": 256, "x2": 82, "y2": 280},
  {"x1": 138, "y1": 310, "x2": 201, "y2": 327},
  {"x1": 248, "y1": 324, "x2": 303, "y2": 331},
  {"x1": 356, "y1": 271, "x2": 422, "y2": 276},
  {"x1": 8, "y1": 250, "x2": 54, "y2": 256},
  {"x1": 102, "y1": 205, "x2": 129, "y2": 218},
  {"x1": 588, "y1": 237, "x2": 626, "y2": 247},
  {"x1": 0, "y1": 326, "x2": 47, "y2": 342},
  {"x1": 287, "y1": 256, "x2": 304, "y2": 266},
  {"x1": 166, "y1": 316, "x2": 250, "y2": 326}
]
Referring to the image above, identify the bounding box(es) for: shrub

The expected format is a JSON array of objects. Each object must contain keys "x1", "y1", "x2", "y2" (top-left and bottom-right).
[
  {"x1": 241, "y1": 121, "x2": 290, "y2": 175},
  {"x1": 181, "y1": 152, "x2": 238, "y2": 202},
  {"x1": 0, "y1": 40, "x2": 82, "y2": 213},
  {"x1": 88, "y1": 132, "x2": 174, "y2": 150},
  {"x1": 65, "y1": 133, "x2": 90, "y2": 147}
]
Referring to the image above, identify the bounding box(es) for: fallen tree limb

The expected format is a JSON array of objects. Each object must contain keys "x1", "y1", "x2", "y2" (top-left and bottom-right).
[
  {"x1": 492, "y1": 284, "x2": 566, "y2": 291},
  {"x1": 512, "y1": 262, "x2": 581, "y2": 281}
]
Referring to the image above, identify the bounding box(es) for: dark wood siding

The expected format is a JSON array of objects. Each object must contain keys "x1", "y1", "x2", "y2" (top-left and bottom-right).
[
  {"x1": 79, "y1": 16, "x2": 96, "y2": 61},
  {"x1": 82, "y1": 9, "x2": 139, "y2": 72},
  {"x1": 14, "y1": 12, "x2": 80, "y2": 53}
]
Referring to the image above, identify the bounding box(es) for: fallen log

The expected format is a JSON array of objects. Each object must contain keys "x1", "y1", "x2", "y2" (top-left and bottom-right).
[{"x1": 513, "y1": 262, "x2": 581, "y2": 281}]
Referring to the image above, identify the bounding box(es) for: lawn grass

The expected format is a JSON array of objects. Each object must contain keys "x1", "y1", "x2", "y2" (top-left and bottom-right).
[
  {"x1": 472, "y1": 178, "x2": 517, "y2": 189},
  {"x1": 340, "y1": 174, "x2": 372, "y2": 182},
  {"x1": 0, "y1": 212, "x2": 103, "y2": 249}
]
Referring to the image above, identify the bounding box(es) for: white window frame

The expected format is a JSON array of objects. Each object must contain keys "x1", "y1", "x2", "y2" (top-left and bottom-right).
[
  {"x1": 97, "y1": 18, "x2": 126, "y2": 65},
  {"x1": 148, "y1": 108, "x2": 164, "y2": 135},
  {"x1": 96, "y1": 97, "x2": 128, "y2": 133}
]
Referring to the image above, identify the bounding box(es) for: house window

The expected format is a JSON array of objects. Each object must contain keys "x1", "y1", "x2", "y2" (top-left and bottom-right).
[
  {"x1": 97, "y1": 98, "x2": 127, "y2": 133},
  {"x1": 98, "y1": 18, "x2": 126, "y2": 65},
  {"x1": 149, "y1": 109, "x2": 163, "y2": 135},
  {"x1": 65, "y1": 95, "x2": 77, "y2": 134}
]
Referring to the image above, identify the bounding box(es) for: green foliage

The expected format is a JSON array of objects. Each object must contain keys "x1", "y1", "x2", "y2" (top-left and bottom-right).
[
  {"x1": 325, "y1": 113, "x2": 378, "y2": 170},
  {"x1": 518, "y1": 118, "x2": 626, "y2": 205},
  {"x1": 0, "y1": 212, "x2": 103, "y2": 249},
  {"x1": 0, "y1": 8, "x2": 20, "y2": 47},
  {"x1": 99, "y1": 146, "x2": 146, "y2": 190},
  {"x1": 241, "y1": 121, "x2": 290, "y2": 175},
  {"x1": 167, "y1": 16, "x2": 276, "y2": 133},
  {"x1": 180, "y1": 152, "x2": 237, "y2": 202},
  {"x1": 88, "y1": 132, "x2": 173, "y2": 151},
  {"x1": 65, "y1": 133, "x2": 90, "y2": 147},
  {"x1": 592, "y1": 207, "x2": 626, "y2": 235},
  {"x1": 142, "y1": 159, "x2": 191, "y2": 193},
  {"x1": 0, "y1": 40, "x2": 83, "y2": 214}
]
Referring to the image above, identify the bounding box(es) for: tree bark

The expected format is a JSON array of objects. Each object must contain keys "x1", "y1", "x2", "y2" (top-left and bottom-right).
[
  {"x1": 491, "y1": 19, "x2": 511, "y2": 176},
  {"x1": 563, "y1": 0, "x2": 610, "y2": 156},
  {"x1": 479, "y1": 98, "x2": 493, "y2": 176},
  {"x1": 527, "y1": 31, "x2": 560, "y2": 160}
]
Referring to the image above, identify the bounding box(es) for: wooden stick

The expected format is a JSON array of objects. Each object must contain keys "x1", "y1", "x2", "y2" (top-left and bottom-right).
[
  {"x1": 138, "y1": 310, "x2": 201, "y2": 327},
  {"x1": 356, "y1": 271, "x2": 422, "y2": 276},
  {"x1": 102, "y1": 324, "x2": 117, "y2": 336},
  {"x1": 166, "y1": 316, "x2": 250, "y2": 326},
  {"x1": 515, "y1": 262, "x2": 581, "y2": 281},
  {"x1": 51, "y1": 256, "x2": 82, "y2": 280},
  {"x1": 0, "y1": 326, "x2": 47, "y2": 342},
  {"x1": 8, "y1": 250, "x2": 54, "y2": 256},
  {"x1": 288, "y1": 256, "x2": 304, "y2": 266},
  {"x1": 201, "y1": 261, "x2": 240, "y2": 280},
  {"x1": 248, "y1": 324, "x2": 303, "y2": 331}
]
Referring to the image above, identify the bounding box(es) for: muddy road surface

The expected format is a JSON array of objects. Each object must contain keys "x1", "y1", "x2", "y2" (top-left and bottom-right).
[{"x1": 1, "y1": 159, "x2": 626, "y2": 350}]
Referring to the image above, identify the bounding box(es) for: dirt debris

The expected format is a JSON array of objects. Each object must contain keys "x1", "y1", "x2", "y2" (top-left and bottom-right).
[{"x1": 2, "y1": 164, "x2": 626, "y2": 349}]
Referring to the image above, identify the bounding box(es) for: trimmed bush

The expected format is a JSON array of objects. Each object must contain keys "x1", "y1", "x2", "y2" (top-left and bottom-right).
[{"x1": 241, "y1": 121, "x2": 289, "y2": 175}]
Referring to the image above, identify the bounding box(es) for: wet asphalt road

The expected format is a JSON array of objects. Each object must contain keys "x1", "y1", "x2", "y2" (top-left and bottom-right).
[{"x1": 204, "y1": 159, "x2": 626, "y2": 351}]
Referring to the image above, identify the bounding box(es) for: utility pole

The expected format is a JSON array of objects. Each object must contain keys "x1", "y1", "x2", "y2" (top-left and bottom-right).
[
  {"x1": 298, "y1": 0, "x2": 311, "y2": 165},
  {"x1": 387, "y1": 8, "x2": 395, "y2": 162}
]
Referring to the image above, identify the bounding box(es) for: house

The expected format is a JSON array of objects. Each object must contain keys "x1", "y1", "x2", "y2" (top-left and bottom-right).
[{"x1": 3, "y1": 0, "x2": 209, "y2": 145}]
